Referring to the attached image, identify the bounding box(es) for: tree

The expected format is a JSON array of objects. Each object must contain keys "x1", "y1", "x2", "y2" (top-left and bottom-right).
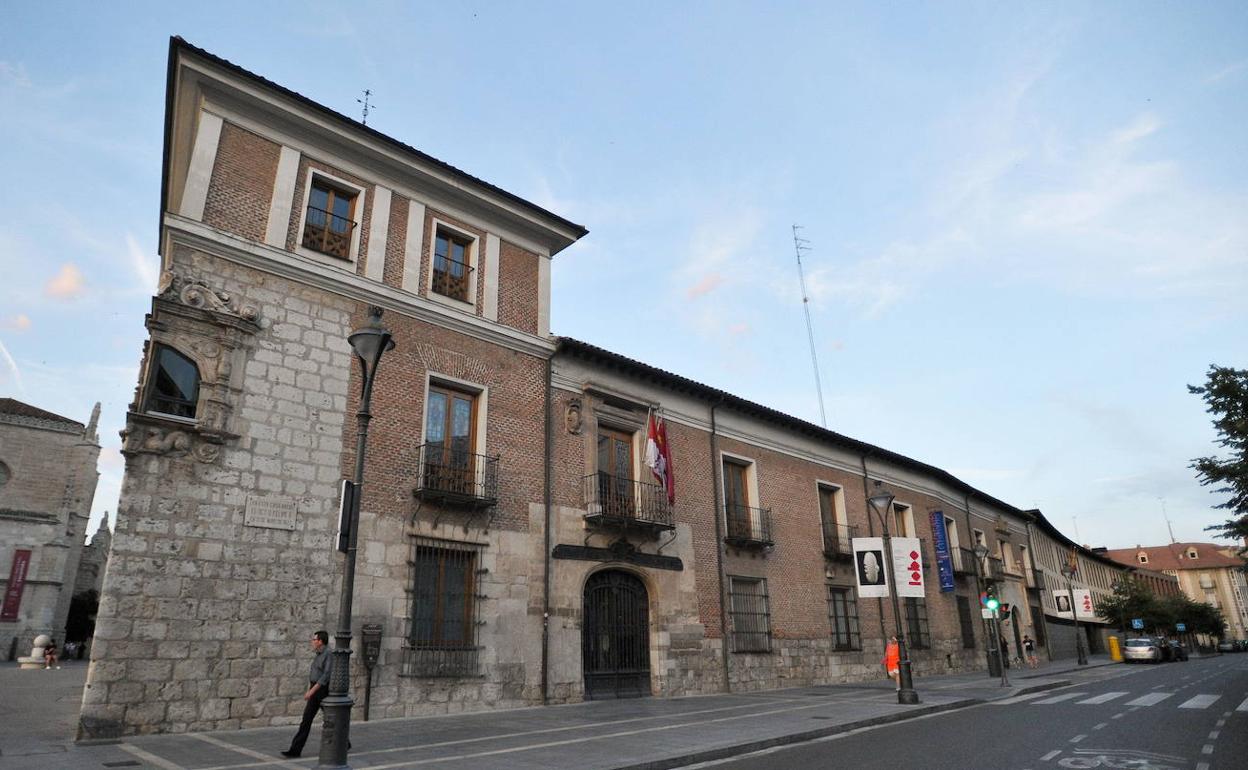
[
  {"x1": 1158, "y1": 593, "x2": 1226, "y2": 638},
  {"x1": 1190, "y1": 365, "x2": 1248, "y2": 549},
  {"x1": 1096, "y1": 576, "x2": 1161, "y2": 633}
]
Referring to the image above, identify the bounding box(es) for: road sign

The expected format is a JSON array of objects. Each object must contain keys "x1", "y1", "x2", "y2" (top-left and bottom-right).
[
  {"x1": 1131, "y1": 618, "x2": 1144, "y2": 630},
  {"x1": 981, "y1": 608, "x2": 997, "y2": 619},
  {"x1": 1176, "y1": 622, "x2": 1187, "y2": 632}
]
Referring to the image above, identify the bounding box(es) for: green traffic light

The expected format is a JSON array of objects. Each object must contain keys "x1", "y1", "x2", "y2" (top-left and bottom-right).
[{"x1": 985, "y1": 597, "x2": 1000, "y2": 610}]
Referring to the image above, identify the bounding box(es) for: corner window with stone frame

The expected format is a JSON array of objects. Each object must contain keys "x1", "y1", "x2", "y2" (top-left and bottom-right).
[
  {"x1": 143, "y1": 344, "x2": 200, "y2": 419},
  {"x1": 403, "y1": 538, "x2": 484, "y2": 677},
  {"x1": 302, "y1": 177, "x2": 357, "y2": 259},
  {"x1": 827, "y1": 585, "x2": 861, "y2": 651},
  {"x1": 904, "y1": 597, "x2": 931, "y2": 650},
  {"x1": 729, "y1": 576, "x2": 771, "y2": 653},
  {"x1": 432, "y1": 228, "x2": 474, "y2": 302}
]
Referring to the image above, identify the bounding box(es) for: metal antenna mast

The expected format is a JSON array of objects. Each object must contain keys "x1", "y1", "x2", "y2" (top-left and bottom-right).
[
  {"x1": 1160, "y1": 497, "x2": 1177, "y2": 543},
  {"x1": 357, "y1": 89, "x2": 375, "y2": 126},
  {"x1": 792, "y1": 225, "x2": 827, "y2": 428}
]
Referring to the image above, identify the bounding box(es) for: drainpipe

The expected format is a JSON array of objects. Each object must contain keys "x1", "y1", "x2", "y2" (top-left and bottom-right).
[
  {"x1": 709, "y1": 399, "x2": 731, "y2": 692},
  {"x1": 541, "y1": 354, "x2": 554, "y2": 704},
  {"x1": 860, "y1": 454, "x2": 887, "y2": 641}
]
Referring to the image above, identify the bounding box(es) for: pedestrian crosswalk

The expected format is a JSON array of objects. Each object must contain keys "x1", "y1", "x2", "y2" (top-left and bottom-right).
[{"x1": 995, "y1": 690, "x2": 1248, "y2": 711}]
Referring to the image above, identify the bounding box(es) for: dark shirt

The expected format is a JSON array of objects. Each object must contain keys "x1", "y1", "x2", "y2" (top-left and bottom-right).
[{"x1": 309, "y1": 647, "x2": 331, "y2": 687}]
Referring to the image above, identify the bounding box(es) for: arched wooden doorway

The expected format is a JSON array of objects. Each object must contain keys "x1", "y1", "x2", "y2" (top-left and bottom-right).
[{"x1": 582, "y1": 570, "x2": 651, "y2": 699}]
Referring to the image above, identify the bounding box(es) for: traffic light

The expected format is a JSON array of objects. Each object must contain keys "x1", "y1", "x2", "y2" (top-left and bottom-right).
[
  {"x1": 981, "y1": 586, "x2": 1000, "y2": 612},
  {"x1": 999, "y1": 603, "x2": 1012, "y2": 620}
]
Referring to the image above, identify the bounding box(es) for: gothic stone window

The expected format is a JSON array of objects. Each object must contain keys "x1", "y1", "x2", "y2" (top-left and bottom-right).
[{"x1": 144, "y1": 344, "x2": 200, "y2": 419}]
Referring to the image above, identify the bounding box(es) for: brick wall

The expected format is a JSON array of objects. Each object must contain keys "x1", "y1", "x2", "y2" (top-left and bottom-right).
[
  {"x1": 202, "y1": 123, "x2": 279, "y2": 242},
  {"x1": 497, "y1": 240, "x2": 539, "y2": 334}
]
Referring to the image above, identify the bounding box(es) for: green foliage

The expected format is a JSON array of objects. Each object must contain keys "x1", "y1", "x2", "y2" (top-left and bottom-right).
[
  {"x1": 1095, "y1": 577, "x2": 1226, "y2": 637},
  {"x1": 1190, "y1": 365, "x2": 1248, "y2": 548}
]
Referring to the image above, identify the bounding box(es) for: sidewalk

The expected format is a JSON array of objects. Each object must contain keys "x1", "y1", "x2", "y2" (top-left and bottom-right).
[{"x1": 0, "y1": 656, "x2": 1110, "y2": 770}]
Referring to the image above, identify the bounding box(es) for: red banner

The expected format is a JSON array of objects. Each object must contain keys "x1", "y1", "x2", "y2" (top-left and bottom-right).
[{"x1": 1, "y1": 549, "x2": 32, "y2": 621}]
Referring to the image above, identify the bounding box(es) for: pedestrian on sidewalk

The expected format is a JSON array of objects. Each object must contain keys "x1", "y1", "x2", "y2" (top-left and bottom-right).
[
  {"x1": 882, "y1": 635, "x2": 900, "y2": 690},
  {"x1": 44, "y1": 638, "x2": 60, "y2": 669},
  {"x1": 1023, "y1": 635, "x2": 1038, "y2": 668},
  {"x1": 999, "y1": 635, "x2": 1010, "y2": 669},
  {"x1": 281, "y1": 630, "x2": 332, "y2": 759}
]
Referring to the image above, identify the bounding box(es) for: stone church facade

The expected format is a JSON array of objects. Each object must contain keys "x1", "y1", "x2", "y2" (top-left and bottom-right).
[{"x1": 80, "y1": 38, "x2": 1118, "y2": 739}]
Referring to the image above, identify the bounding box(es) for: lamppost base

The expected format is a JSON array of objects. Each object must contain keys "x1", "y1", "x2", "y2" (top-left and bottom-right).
[
  {"x1": 897, "y1": 688, "x2": 920, "y2": 705},
  {"x1": 317, "y1": 695, "x2": 354, "y2": 769}
]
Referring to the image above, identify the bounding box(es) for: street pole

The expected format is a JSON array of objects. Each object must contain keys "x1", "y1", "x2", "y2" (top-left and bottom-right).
[
  {"x1": 868, "y1": 481, "x2": 919, "y2": 705},
  {"x1": 320, "y1": 307, "x2": 393, "y2": 769},
  {"x1": 1063, "y1": 571, "x2": 1088, "y2": 666},
  {"x1": 992, "y1": 613, "x2": 1009, "y2": 687}
]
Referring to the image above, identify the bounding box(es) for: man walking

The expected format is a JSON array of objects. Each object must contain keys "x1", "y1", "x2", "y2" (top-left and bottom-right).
[
  {"x1": 1023, "y1": 634, "x2": 1038, "y2": 668},
  {"x1": 281, "y1": 630, "x2": 332, "y2": 758}
]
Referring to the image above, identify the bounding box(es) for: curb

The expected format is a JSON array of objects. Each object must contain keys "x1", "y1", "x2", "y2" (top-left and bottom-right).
[{"x1": 609, "y1": 698, "x2": 978, "y2": 770}]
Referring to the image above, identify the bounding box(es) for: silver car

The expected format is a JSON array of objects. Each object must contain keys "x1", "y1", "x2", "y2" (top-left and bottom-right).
[{"x1": 1122, "y1": 637, "x2": 1163, "y2": 663}]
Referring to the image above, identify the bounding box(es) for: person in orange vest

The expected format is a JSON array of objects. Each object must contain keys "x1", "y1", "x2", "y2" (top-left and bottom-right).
[{"x1": 882, "y1": 635, "x2": 900, "y2": 690}]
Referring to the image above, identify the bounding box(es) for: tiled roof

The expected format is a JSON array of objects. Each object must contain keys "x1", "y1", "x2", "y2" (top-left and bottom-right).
[
  {"x1": 0, "y1": 398, "x2": 83, "y2": 427},
  {"x1": 1102, "y1": 543, "x2": 1246, "y2": 572}
]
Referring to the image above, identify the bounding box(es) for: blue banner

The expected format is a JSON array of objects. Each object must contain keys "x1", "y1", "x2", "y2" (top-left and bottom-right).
[{"x1": 929, "y1": 510, "x2": 956, "y2": 593}]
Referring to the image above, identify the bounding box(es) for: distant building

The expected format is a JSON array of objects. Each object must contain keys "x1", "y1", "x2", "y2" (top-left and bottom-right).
[
  {"x1": 0, "y1": 398, "x2": 101, "y2": 658},
  {"x1": 1103, "y1": 543, "x2": 1248, "y2": 640},
  {"x1": 73, "y1": 516, "x2": 112, "y2": 597}
]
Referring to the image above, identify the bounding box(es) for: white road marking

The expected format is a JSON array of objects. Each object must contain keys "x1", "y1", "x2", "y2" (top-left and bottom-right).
[
  {"x1": 995, "y1": 692, "x2": 1050, "y2": 705},
  {"x1": 1236, "y1": 697, "x2": 1248, "y2": 712},
  {"x1": 1179, "y1": 694, "x2": 1222, "y2": 709},
  {"x1": 1208, "y1": 730, "x2": 1220, "y2": 739},
  {"x1": 1197, "y1": 762, "x2": 1210, "y2": 770},
  {"x1": 1124, "y1": 692, "x2": 1174, "y2": 707},
  {"x1": 1034, "y1": 692, "x2": 1088, "y2": 705},
  {"x1": 1077, "y1": 692, "x2": 1128, "y2": 705},
  {"x1": 1040, "y1": 750, "x2": 1062, "y2": 761},
  {"x1": 1069, "y1": 735, "x2": 1086, "y2": 743},
  {"x1": 1092, "y1": 723, "x2": 1107, "y2": 730},
  {"x1": 1111, "y1": 713, "x2": 1125, "y2": 719},
  {"x1": 1202, "y1": 744, "x2": 1214, "y2": 754},
  {"x1": 119, "y1": 744, "x2": 187, "y2": 770}
]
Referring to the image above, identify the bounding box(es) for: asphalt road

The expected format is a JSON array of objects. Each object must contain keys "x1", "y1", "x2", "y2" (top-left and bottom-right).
[{"x1": 691, "y1": 656, "x2": 1248, "y2": 770}]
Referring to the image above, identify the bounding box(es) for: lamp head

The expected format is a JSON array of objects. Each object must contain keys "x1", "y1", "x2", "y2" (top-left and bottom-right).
[
  {"x1": 973, "y1": 543, "x2": 989, "y2": 561},
  {"x1": 348, "y1": 305, "x2": 395, "y2": 390},
  {"x1": 866, "y1": 480, "x2": 896, "y2": 523}
]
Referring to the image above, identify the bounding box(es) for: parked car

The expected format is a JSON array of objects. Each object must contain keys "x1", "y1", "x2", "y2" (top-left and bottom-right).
[
  {"x1": 1217, "y1": 639, "x2": 1237, "y2": 653},
  {"x1": 1123, "y1": 637, "x2": 1164, "y2": 663},
  {"x1": 1167, "y1": 641, "x2": 1189, "y2": 661},
  {"x1": 1157, "y1": 639, "x2": 1174, "y2": 662}
]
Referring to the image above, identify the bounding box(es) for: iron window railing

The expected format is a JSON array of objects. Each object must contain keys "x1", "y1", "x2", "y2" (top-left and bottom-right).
[
  {"x1": 953, "y1": 547, "x2": 977, "y2": 576},
  {"x1": 980, "y1": 555, "x2": 1005, "y2": 582},
  {"x1": 729, "y1": 576, "x2": 771, "y2": 653},
  {"x1": 724, "y1": 503, "x2": 773, "y2": 547},
  {"x1": 582, "y1": 473, "x2": 675, "y2": 531},
  {"x1": 904, "y1": 597, "x2": 931, "y2": 650},
  {"x1": 432, "y1": 256, "x2": 474, "y2": 302},
  {"x1": 301, "y1": 205, "x2": 355, "y2": 259},
  {"x1": 412, "y1": 444, "x2": 499, "y2": 509},
  {"x1": 827, "y1": 586, "x2": 861, "y2": 651},
  {"x1": 402, "y1": 537, "x2": 486, "y2": 678},
  {"x1": 822, "y1": 522, "x2": 858, "y2": 560},
  {"x1": 1027, "y1": 569, "x2": 1047, "y2": 591}
]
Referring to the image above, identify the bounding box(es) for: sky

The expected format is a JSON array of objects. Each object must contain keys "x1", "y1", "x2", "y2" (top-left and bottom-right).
[{"x1": 1, "y1": 2, "x2": 1245, "y2": 551}]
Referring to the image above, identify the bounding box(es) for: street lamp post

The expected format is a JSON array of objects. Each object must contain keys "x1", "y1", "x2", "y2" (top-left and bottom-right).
[
  {"x1": 320, "y1": 306, "x2": 394, "y2": 769},
  {"x1": 973, "y1": 543, "x2": 1008, "y2": 687},
  {"x1": 866, "y1": 481, "x2": 919, "y2": 705},
  {"x1": 1060, "y1": 562, "x2": 1089, "y2": 666}
]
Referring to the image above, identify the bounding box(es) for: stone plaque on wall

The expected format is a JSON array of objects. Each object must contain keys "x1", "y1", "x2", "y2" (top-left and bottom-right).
[{"x1": 245, "y1": 495, "x2": 297, "y2": 530}]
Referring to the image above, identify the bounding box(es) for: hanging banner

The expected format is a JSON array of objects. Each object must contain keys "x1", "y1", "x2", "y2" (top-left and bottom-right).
[
  {"x1": 2, "y1": 549, "x2": 32, "y2": 621},
  {"x1": 852, "y1": 537, "x2": 889, "y2": 598},
  {"x1": 1051, "y1": 587, "x2": 1096, "y2": 620},
  {"x1": 890, "y1": 536, "x2": 926, "y2": 597},
  {"x1": 929, "y1": 511, "x2": 956, "y2": 593}
]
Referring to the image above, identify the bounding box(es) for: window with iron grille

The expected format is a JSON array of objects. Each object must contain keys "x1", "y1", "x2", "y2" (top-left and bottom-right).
[
  {"x1": 403, "y1": 537, "x2": 485, "y2": 677},
  {"x1": 827, "y1": 586, "x2": 861, "y2": 651},
  {"x1": 904, "y1": 597, "x2": 930, "y2": 649},
  {"x1": 302, "y1": 178, "x2": 356, "y2": 259},
  {"x1": 432, "y1": 228, "x2": 474, "y2": 302},
  {"x1": 729, "y1": 576, "x2": 771, "y2": 653},
  {"x1": 956, "y1": 595, "x2": 976, "y2": 649}
]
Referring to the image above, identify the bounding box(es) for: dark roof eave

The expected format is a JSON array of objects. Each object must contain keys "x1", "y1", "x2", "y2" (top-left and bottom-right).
[
  {"x1": 556, "y1": 337, "x2": 1027, "y2": 516},
  {"x1": 159, "y1": 36, "x2": 588, "y2": 254}
]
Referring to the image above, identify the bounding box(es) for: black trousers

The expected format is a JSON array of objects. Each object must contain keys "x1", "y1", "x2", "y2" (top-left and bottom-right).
[{"x1": 287, "y1": 684, "x2": 326, "y2": 755}]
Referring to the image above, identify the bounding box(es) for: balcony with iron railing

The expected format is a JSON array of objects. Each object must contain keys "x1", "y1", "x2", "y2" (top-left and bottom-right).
[
  {"x1": 724, "y1": 503, "x2": 773, "y2": 548},
  {"x1": 1026, "y1": 569, "x2": 1047, "y2": 591},
  {"x1": 822, "y1": 522, "x2": 858, "y2": 560},
  {"x1": 412, "y1": 444, "x2": 499, "y2": 510},
  {"x1": 582, "y1": 473, "x2": 675, "y2": 533},
  {"x1": 980, "y1": 555, "x2": 1005, "y2": 582},
  {"x1": 301, "y1": 206, "x2": 356, "y2": 259},
  {"x1": 952, "y1": 546, "x2": 977, "y2": 576},
  {"x1": 431, "y1": 257, "x2": 475, "y2": 303}
]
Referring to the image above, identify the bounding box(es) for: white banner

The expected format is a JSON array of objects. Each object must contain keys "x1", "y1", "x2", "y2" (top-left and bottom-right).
[
  {"x1": 1051, "y1": 587, "x2": 1096, "y2": 620},
  {"x1": 890, "y1": 536, "x2": 926, "y2": 598},
  {"x1": 852, "y1": 537, "x2": 889, "y2": 598}
]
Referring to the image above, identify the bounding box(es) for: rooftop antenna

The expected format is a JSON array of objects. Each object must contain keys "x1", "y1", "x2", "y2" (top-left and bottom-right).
[
  {"x1": 1159, "y1": 497, "x2": 1177, "y2": 543},
  {"x1": 792, "y1": 225, "x2": 827, "y2": 428},
  {"x1": 357, "y1": 89, "x2": 375, "y2": 126},
  {"x1": 1072, "y1": 515, "x2": 1081, "y2": 545}
]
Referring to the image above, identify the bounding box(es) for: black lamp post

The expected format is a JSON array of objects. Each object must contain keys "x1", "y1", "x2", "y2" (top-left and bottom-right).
[
  {"x1": 974, "y1": 543, "x2": 1009, "y2": 687},
  {"x1": 320, "y1": 306, "x2": 394, "y2": 769},
  {"x1": 866, "y1": 481, "x2": 919, "y2": 705},
  {"x1": 1060, "y1": 561, "x2": 1089, "y2": 666}
]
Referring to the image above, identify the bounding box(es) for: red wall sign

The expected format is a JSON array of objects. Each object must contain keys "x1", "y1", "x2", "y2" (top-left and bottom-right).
[{"x1": 1, "y1": 549, "x2": 32, "y2": 621}]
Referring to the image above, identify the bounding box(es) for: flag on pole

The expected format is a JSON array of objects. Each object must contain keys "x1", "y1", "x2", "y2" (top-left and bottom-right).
[{"x1": 644, "y1": 410, "x2": 675, "y2": 504}]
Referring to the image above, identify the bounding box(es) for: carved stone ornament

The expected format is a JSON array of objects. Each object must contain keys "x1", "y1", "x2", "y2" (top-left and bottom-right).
[
  {"x1": 565, "y1": 399, "x2": 583, "y2": 435},
  {"x1": 159, "y1": 270, "x2": 260, "y2": 323}
]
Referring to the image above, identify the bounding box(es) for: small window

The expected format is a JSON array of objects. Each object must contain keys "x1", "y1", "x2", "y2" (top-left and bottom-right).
[
  {"x1": 1137, "y1": 552, "x2": 1148, "y2": 564},
  {"x1": 404, "y1": 538, "x2": 483, "y2": 677},
  {"x1": 432, "y1": 229, "x2": 474, "y2": 302},
  {"x1": 1188, "y1": 549, "x2": 1198, "y2": 560},
  {"x1": 302, "y1": 178, "x2": 357, "y2": 259},
  {"x1": 729, "y1": 576, "x2": 771, "y2": 652},
  {"x1": 904, "y1": 597, "x2": 930, "y2": 649},
  {"x1": 892, "y1": 502, "x2": 913, "y2": 537},
  {"x1": 827, "y1": 586, "x2": 861, "y2": 651},
  {"x1": 145, "y1": 345, "x2": 200, "y2": 419}
]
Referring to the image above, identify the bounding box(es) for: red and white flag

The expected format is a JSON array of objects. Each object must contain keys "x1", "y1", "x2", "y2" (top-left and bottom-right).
[{"x1": 644, "y1": 410, "x2": 675, "y2": 504}]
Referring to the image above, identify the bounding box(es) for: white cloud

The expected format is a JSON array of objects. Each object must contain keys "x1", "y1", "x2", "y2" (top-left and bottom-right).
[
  {"x1": 1, "y1": 314, "x2": 31, "y2": 332},
  {"x1": 1205, "y1": 59, "x2": 1248, "y2": 84},
  {"x1": 45, "y1": 263, "x2": 86, "y2": 299},
  {"x1": 0, "y1": 339, "x2": 22, "y2": 393},
  {"x1": 0, "y1": 61, "x2": 31, "y2": 88},
  {"x1": 126, "y1": 233, "x2": 159, "y2": 292}
]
